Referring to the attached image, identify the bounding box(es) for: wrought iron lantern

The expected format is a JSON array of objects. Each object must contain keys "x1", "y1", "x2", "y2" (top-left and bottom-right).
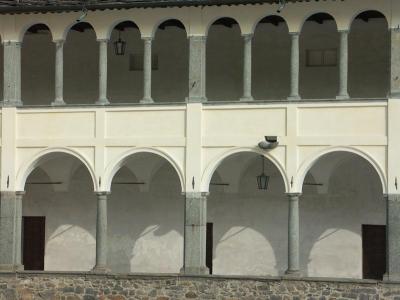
[
  {"x1": 114, "y1": 30, "x2": 126, "y2": 56},
  {"x1": 257, "y1": 155, "x2": 270, "y2": 190}
]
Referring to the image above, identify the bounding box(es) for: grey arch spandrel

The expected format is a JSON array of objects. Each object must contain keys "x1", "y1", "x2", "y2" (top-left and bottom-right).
[
  {"x1": 208, "y1": 152, "x2": 287, "y2": 276},
  {"x1": 300, "y1": 153, "x2": 384, "y2": 278}
]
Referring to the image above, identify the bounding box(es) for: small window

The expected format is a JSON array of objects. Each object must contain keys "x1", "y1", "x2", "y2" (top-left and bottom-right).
[
  {"x1": 306, "y1": 48, "x2": 337, "y2": 67},
  {"x1": 129, "y1": 53, "x2": 159, "y2": 71}
]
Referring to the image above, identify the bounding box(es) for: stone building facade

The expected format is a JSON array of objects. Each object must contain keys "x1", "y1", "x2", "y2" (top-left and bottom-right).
[{"x1": 0, "y1": 0, "x2": 399, "y2": 296}]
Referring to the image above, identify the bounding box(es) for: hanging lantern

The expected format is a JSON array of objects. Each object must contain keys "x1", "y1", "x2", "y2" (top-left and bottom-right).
[
  {"x1": 256, "y1": 155, "x2": 270, "y2": 190},
  {"x1": 114, "y1": 30, "x2": 126, "y2": 56}
]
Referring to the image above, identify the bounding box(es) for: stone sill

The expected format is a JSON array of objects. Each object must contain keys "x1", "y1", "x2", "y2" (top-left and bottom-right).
[
  {"x1": 0, "y1": 270, "x2": 395, "y2": 285},
  {"x1": 0, "y1": 97, "x2": 388, "y2": 110}
]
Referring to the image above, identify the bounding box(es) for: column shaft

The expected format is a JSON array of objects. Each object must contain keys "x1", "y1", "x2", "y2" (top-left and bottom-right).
[
  {"x1": 3, "y1": 42, "x2": 22, "y2": 106},
  {"x1": 52, "y1": 40, "x2": 65, "y2": 105},
  {"x1": 182, "y1": 192, "x2": 209, "y2": 274},
  {"x1": 141, "y1": 37, "x2": 153, "y2": 103},
  {"x1": 285, "y1": 193, "x2": 301, "y2": 276},
  {"x1": 240, "y1": 34, "x2": 253, "y2": 101},
  {"x1": 288, "y1": 33, "x2": 300, "y2": 101},
  {"x1": 337, "y1": 30, "x2": 349, "y2": 99},
  {"x1": 390, "y1": 29, "x2": 400, "y2": 98},
  {"x1": 187, "y1": 36, "x2": 207, "y2": 102},
  {"x1": 93, "y1": 192, "x2": 109, "y2": 272},
  {"x1": 96, "y1": 39, "x2": 109, "y2": 105},
  {"x1": 0, "y1": 192, "x2": 23, "y2": 270}
]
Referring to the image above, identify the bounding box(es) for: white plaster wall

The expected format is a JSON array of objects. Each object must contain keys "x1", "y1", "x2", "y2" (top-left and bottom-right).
[
  {"x1": 13, "y1": 16, "x2": 389, "y2": 105},
  {"x1": 22, "y1": 153, "x2": 184, "y2": 273},
  {"x1": 208, "y1": 152, "x2": 384, "y2": 278}
]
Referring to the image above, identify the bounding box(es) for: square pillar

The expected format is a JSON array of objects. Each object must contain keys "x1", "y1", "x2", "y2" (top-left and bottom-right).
[
  {"x1": 384, "y1": 194, "x2": 400, "y2": 281},
  {"x1": 391, "y1": 28, "x2": 400, "y2": 98},
  {"x1": 0, "y1": 191, "x2": 24, "y2": 270},
  {"x1": 3, "y1": 41, "x2": 22, "y2": 106},
  {"x1": 187, "y1": 36, "x2": 207, "y2": 103},
  {"x1": 182, "y1": 192, "x2": 209, "y2": 275}
]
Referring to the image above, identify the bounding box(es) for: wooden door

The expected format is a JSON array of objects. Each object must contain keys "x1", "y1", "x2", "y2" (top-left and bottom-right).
[
  {"x1": 23, "y1": 216, "x2": 45, "y2": 270},
  {"x1": 362, "y1": 224, "x2": 386, "y2": 280},
  {"x1": 206, "y1": 222, "x2": 213, "y2": 274}
]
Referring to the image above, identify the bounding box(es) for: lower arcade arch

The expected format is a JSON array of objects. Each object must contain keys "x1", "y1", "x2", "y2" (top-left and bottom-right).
[
  {"x1": 207, "y1": 152, "x2": 287, "y2": 276},
  {"x1": 299, "y1": 151, "x2": 385, "y2": 279},
  {"x1": 108, "y1": 152, "x2": 184, "y2": 273},
  {"x1": 22, "y1": 152, "x2": 96, "y2": 271}
]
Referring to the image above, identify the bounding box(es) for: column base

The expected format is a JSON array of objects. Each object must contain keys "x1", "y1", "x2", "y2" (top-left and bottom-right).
[
  {"x1": 140, "y1": 97, "x2": 154, "y2": 104},
  {"x1": 287, "y1": 95, "x2": 301, "y2": 101},
  {"x1": 389, "y1": 92, "x2": 400, "y2": 99},
  {"x1": 185, "y1": 96, "x2": 207, "y2": 103},
  {"x1": 180, "y1": 266, "x2": 209, "y2": 275},
  {"x1": 3, "y1": 100, "x2": 23, "y2": 107},
  {"x1": 336, "y1": 94, "x2": 349, "y2": 100},
  {"x1": 95, "y1": 99, "x2": 110, "y2": 105},
  {"x1": 91, "y1": 265, "x2": 110, "y2": 273},
  {"x1": 0, "y1": 264, "x2": 24, "y2": 271},
  {"x1": 51, "y1": 100, "x2": 66, "y2": 106},
  {"x1": 284, "y1": 269, "x2": 302, "y2": 278},
  {"x1": 239, "y1": 96, "x2": 254, "y2": 102}
]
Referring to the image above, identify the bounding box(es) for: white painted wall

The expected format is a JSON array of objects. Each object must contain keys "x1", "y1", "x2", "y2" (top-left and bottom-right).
[
  {"x1": 15, "y1": 16, "x2": 388, "y2": 105},
  {"x1": 21, "y1": 150, "x2": 384, "y2": 278}
]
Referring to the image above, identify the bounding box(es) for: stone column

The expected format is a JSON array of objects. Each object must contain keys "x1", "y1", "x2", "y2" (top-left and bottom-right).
[
  {"x1": 0, "y1": 191, "x2": 24, "y2": 270},
  {"x1": 3, "y1": 41, "x2": 22, "y2": 106},
  {"x1": 384, "y1": 194, "x2": 400, "y2": 281},
  {"x1": 390, "y1": 28, "x2": 400, "y2": 98},
  {"x1": 141, "y1": 37, "x2": 154, "y2": 104},
  {"x1": 52, "y1": 40, "x2": 65, "y2": 106},
  {"x1": 182, "y1": 192, "x2": 209, "y2": 274},
  {"x1": 187, "y1": 36, "x2": 207, "y2": 103},
  {"x1": 336, "y1": 30, "x2": 350, "y2": 100},
  {"x1": 93, "y1": 192, "x2": 109, "y2": 272},
  {"x1": 288, "y1": 33, "x2": 301, "y2": 101},
  {"x1": 96, "y1": 39, "x2": 109, "y2": 105},
  {"x1": 285, "y1": 193, "x2": 301, "y2": 276},
  {"x1": 240, "y1": 34, "x2": 254, "y2": 102}
]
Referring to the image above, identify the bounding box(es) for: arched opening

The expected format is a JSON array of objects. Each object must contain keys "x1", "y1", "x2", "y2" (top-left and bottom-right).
[
  {"x1": 300, "y1": 13, "x2": 339, "y2": 99},
  {"x1": 108, "y1": 152, "x2": 183, "y2": 273},
  {"x1": 108, "y1": 21, "x2": 142, "y2": 103},
  {"x1": 22, "y1": 152, "x2": 96, "y2": 271},
  {"x1": 208, "y1": 152, "x2": 287, "y2": 275},
  {"x1": 64, "y1": 22, "x2": 98, "y2": 104},
  {"x1": 22, "y1": 24, "x2": 54, "y2": 105},
  {"x1": 152, "y1": 19, "x2": 188, "y2": 102},
  {"x1": 206, "y1": 17, "x2": 242, "y2": 101},
  {"x1": 253, "y1": 16, "x2": 290, "y2": 100},
  {"x1": 349, "y1": 11, "x2": 389, "y2": 98},
  {"x1": 300, "y1": 151, "x2": 385, "y2": 279}
]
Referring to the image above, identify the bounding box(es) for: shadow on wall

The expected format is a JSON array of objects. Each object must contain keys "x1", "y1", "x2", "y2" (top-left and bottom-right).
[
  {"x1": 108, "y1": 158, "x2": 184, "y2": 273},
  {"x1": 208, "y1": 153, "x2": 288, "y2": 276},
  {"x1": 23, "y1": 162, "x2": 97, "y2": 271},
  {"x1": 300, "y1": 153, "x2": 385, "y2": 278}
]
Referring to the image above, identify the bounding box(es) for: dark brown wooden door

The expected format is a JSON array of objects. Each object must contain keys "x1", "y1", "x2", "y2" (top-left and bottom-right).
[
  {"x1": 206, "y1": 222, "x2": 213, "y2": 274},
  {"x1": 23, "y1": 216, "x2": 45, "y2": 270},
  {"x1": 362, "y1": 224, "x2": 386, "y2": 280}
]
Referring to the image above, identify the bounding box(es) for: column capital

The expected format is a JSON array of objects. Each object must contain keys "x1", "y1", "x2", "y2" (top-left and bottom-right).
[
  {"x1": 182, "y1": 192, "x2": 209, "y2": 198},
  {"x1": 289, "y1": 32, "x2": 300, "y2": 37},
  {"x1": 338, "y1": 29, "x2": 350, "y2": 34},
  {"x1": 142, "y1": 36, "x2": 153, "y2": 42},
  {"x1": 242, "y1": 33, "x2": 253, "y2": 40},
  {"x1": 2, "y1": 40, "x2": 22, "y2": 47},
  {"x1": 95, "y1": 191, "x2": 111, "y2": 197},
  {"x1": 97, "y1": 38, "x2": 109, "y2": 43},
  {"x1": 385, "y1": 194, "x2": 400, "y2": 202},
  {"x1": 53, "y1": 39, "x2": 65, "y2": 45},
  {"x1": 390, "y1": 26, "x2": 400, "y2": 33},
  {"x1": 286, "y1": 192, "x2": 302, "y2": 198},
  {"x1": 188, "y1": 35, "x2": 207, "y2": 42},
  {"x1": 15, "y1": 191, "x2": 25, "y2": 197}
]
